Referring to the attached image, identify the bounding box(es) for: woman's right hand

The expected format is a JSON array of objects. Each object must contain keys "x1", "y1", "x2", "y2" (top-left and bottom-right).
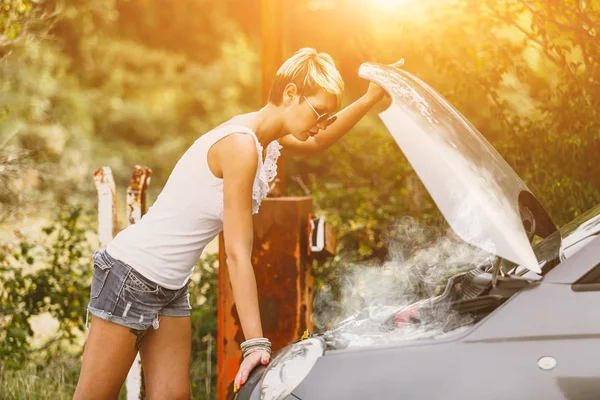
[{"x1": 234, "y1": 349, "x2": 271, "y2": 393}]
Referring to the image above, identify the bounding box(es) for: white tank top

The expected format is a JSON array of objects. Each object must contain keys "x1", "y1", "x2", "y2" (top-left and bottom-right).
[{"x1": 106, "y1": 123, "x2": 282, "y2": 290}]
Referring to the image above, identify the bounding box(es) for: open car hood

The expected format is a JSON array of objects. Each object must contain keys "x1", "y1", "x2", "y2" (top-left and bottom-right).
[{"x1": 359, "y1": 63, "x2": 557, "y2": 273}]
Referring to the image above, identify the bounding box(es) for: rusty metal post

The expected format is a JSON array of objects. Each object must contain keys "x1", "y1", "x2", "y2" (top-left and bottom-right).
[
  {"x1": 93, "y1": 167, "x2": 117, "y2": 248},
  {"x1": 124, "y1": 165, "x2": 152, "y2": 400},
  {"x1": 126, "y1": 165, "x2": 153, "y2": 226},
  {"x1": 218, "y1": 197, "x2": 314, "y2": 399}
]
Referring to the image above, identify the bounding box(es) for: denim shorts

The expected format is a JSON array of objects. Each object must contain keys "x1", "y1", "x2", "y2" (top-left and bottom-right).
[{"x1": 86, "y1": 249, "x2": 192, "y2": 333}]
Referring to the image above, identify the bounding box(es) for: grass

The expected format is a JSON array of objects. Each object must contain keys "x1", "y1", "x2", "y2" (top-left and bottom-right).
[
  {"x1": 0, "y1": 354, "x2": 127, "y2": 400},
  {"x1": 0, "y1": 347, "x2": 214, "y2": 399}
]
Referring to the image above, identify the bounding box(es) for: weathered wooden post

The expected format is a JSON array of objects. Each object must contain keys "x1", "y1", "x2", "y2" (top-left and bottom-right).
[
  {"x1": 94, "y1": 165, "x2": 152, "y2": 400},
  {"x1": 93, "y1": 167, "x2": 118, "y2": 248}
]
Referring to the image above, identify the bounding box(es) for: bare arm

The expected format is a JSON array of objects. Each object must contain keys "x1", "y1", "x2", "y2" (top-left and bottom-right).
[
  {"x1": 220, "y1": 133, "x2": 263, "y2": 340},
  {"x1": 279, "y1": 81, "x2": 386, "y2": 156}
]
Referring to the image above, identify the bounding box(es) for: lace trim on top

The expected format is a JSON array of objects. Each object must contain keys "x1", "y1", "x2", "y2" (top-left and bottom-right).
[
  {"x1": 253, "y1": 139, "x2": 283, "y2": 213},
  {"x1": 216, "y1": 139, "x2": 283, "y2": 220}
]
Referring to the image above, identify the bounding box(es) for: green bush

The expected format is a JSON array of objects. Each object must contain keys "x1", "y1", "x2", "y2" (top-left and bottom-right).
[{"x1": 0, "y1": 204, "x2": 94, "y2": 369}]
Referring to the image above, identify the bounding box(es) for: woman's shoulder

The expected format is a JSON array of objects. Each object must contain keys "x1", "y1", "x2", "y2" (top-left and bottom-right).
[
  {"x1": 212, "y1": 131, "x2": 261, "y2": 172},
  {"x1": 207, "y1": 115, "x2": 259, "y2": 143},
  {"x1": 220, "y1": 131, "x2": 259, "y2": 151},
  {"x1": 198, "y1": 117, "x2": 260, "y2": 151}
]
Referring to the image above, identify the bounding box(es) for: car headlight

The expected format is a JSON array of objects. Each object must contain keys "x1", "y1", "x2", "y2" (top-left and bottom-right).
[{"x1": 260, "y1": 337, "x2": 324, "y2": 400}]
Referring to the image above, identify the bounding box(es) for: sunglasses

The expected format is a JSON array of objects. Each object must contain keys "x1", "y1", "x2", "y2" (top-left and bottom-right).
[{"x1": 303, "y1": 96, "x2": 338, "y2": 127}]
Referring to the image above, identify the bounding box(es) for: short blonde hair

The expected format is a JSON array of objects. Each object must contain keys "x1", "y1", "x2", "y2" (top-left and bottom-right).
[{"x1": 268, "y1": 48, "x2": 344, "y2": 110}]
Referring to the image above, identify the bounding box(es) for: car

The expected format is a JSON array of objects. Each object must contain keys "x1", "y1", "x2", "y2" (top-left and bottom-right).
[{"x1": 235, "y1": 62, "x2": 600, "y2": 400}]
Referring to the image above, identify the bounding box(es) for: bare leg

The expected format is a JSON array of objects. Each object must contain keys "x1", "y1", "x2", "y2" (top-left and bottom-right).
[
  {"x1": 139, "y1": 316, "x2": 192, "y2": 400},
  {"x1": 73, "y1": 315, "x2": 146, "y2": 400}
]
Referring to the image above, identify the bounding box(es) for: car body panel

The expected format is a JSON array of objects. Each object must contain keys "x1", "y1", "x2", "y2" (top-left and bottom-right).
[
  {"x1": 289, "y1": 338, "x2": 600, "y2": 400},
  {"x1": 518, "y1": 203, "x2": 600, "y2": 278},
  {"x1": 543, "y1": 234, "x2": 600, "y2": 284},
  {"x1": 559, "y1": 204, "x2": 600, "y2": 259}
]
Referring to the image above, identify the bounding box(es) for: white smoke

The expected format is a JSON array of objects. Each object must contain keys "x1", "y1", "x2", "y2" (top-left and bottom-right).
[{"x1": 313, "y1": 216, "x2": 497, "y2": 348}]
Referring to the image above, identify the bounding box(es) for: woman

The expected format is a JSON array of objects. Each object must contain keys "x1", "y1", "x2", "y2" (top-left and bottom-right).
[{"x1": 73, "y1": 48, "x2": 387, "y2": 399}]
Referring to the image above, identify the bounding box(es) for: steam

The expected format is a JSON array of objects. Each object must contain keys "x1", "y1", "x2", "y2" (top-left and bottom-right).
[{"x1": 313, "y1": 217, "x2": 496, "y2": 348}]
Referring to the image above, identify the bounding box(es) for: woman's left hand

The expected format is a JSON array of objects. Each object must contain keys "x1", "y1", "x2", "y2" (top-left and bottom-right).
[
  {"x1": 365, "y1": 81, "x2": 387, "y2": 104},
  {"x1": 234, "y1": 349, "x2": 271, "y2": 393},
  {"x1": 363, "y1": 58, "x2": 405, "y2": 104}
]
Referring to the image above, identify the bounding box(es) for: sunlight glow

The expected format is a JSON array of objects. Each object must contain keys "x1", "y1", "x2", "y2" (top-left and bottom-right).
[
  {"x1": 367, "y1": 0, "x2": 416, "y2": 12},
  {"x1": 369, "y1": 0, "x2": 412, "y2": 4}
]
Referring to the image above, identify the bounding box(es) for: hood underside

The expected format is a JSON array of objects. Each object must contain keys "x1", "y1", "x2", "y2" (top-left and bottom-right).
[{"x1": 359, "y1": 62, "x2": 557, "y2": 273}]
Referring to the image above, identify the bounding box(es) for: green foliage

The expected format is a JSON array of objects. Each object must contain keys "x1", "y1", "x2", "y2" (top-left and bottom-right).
[
  {"x1": 0, "y1": 0, "x2": 32, "y2": 40},
  {"x1": 454, "y1": 0, "x2": 600, "y2": 224},
  {"x1": 189, "y1": 253, "x2": 219, "y2": 398},
  {"x1": 1, "y1": 0, "x2": 260, "y2": 224},
  {"x1": 115, "y1": 0, "x2": 238, "y2": 64},
  {"x1": 1, "y1": 0, "x2": 40, "y2": 119},
  {"x1": 0, "y1": 204, "x2": 94, "y2": 369}
]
